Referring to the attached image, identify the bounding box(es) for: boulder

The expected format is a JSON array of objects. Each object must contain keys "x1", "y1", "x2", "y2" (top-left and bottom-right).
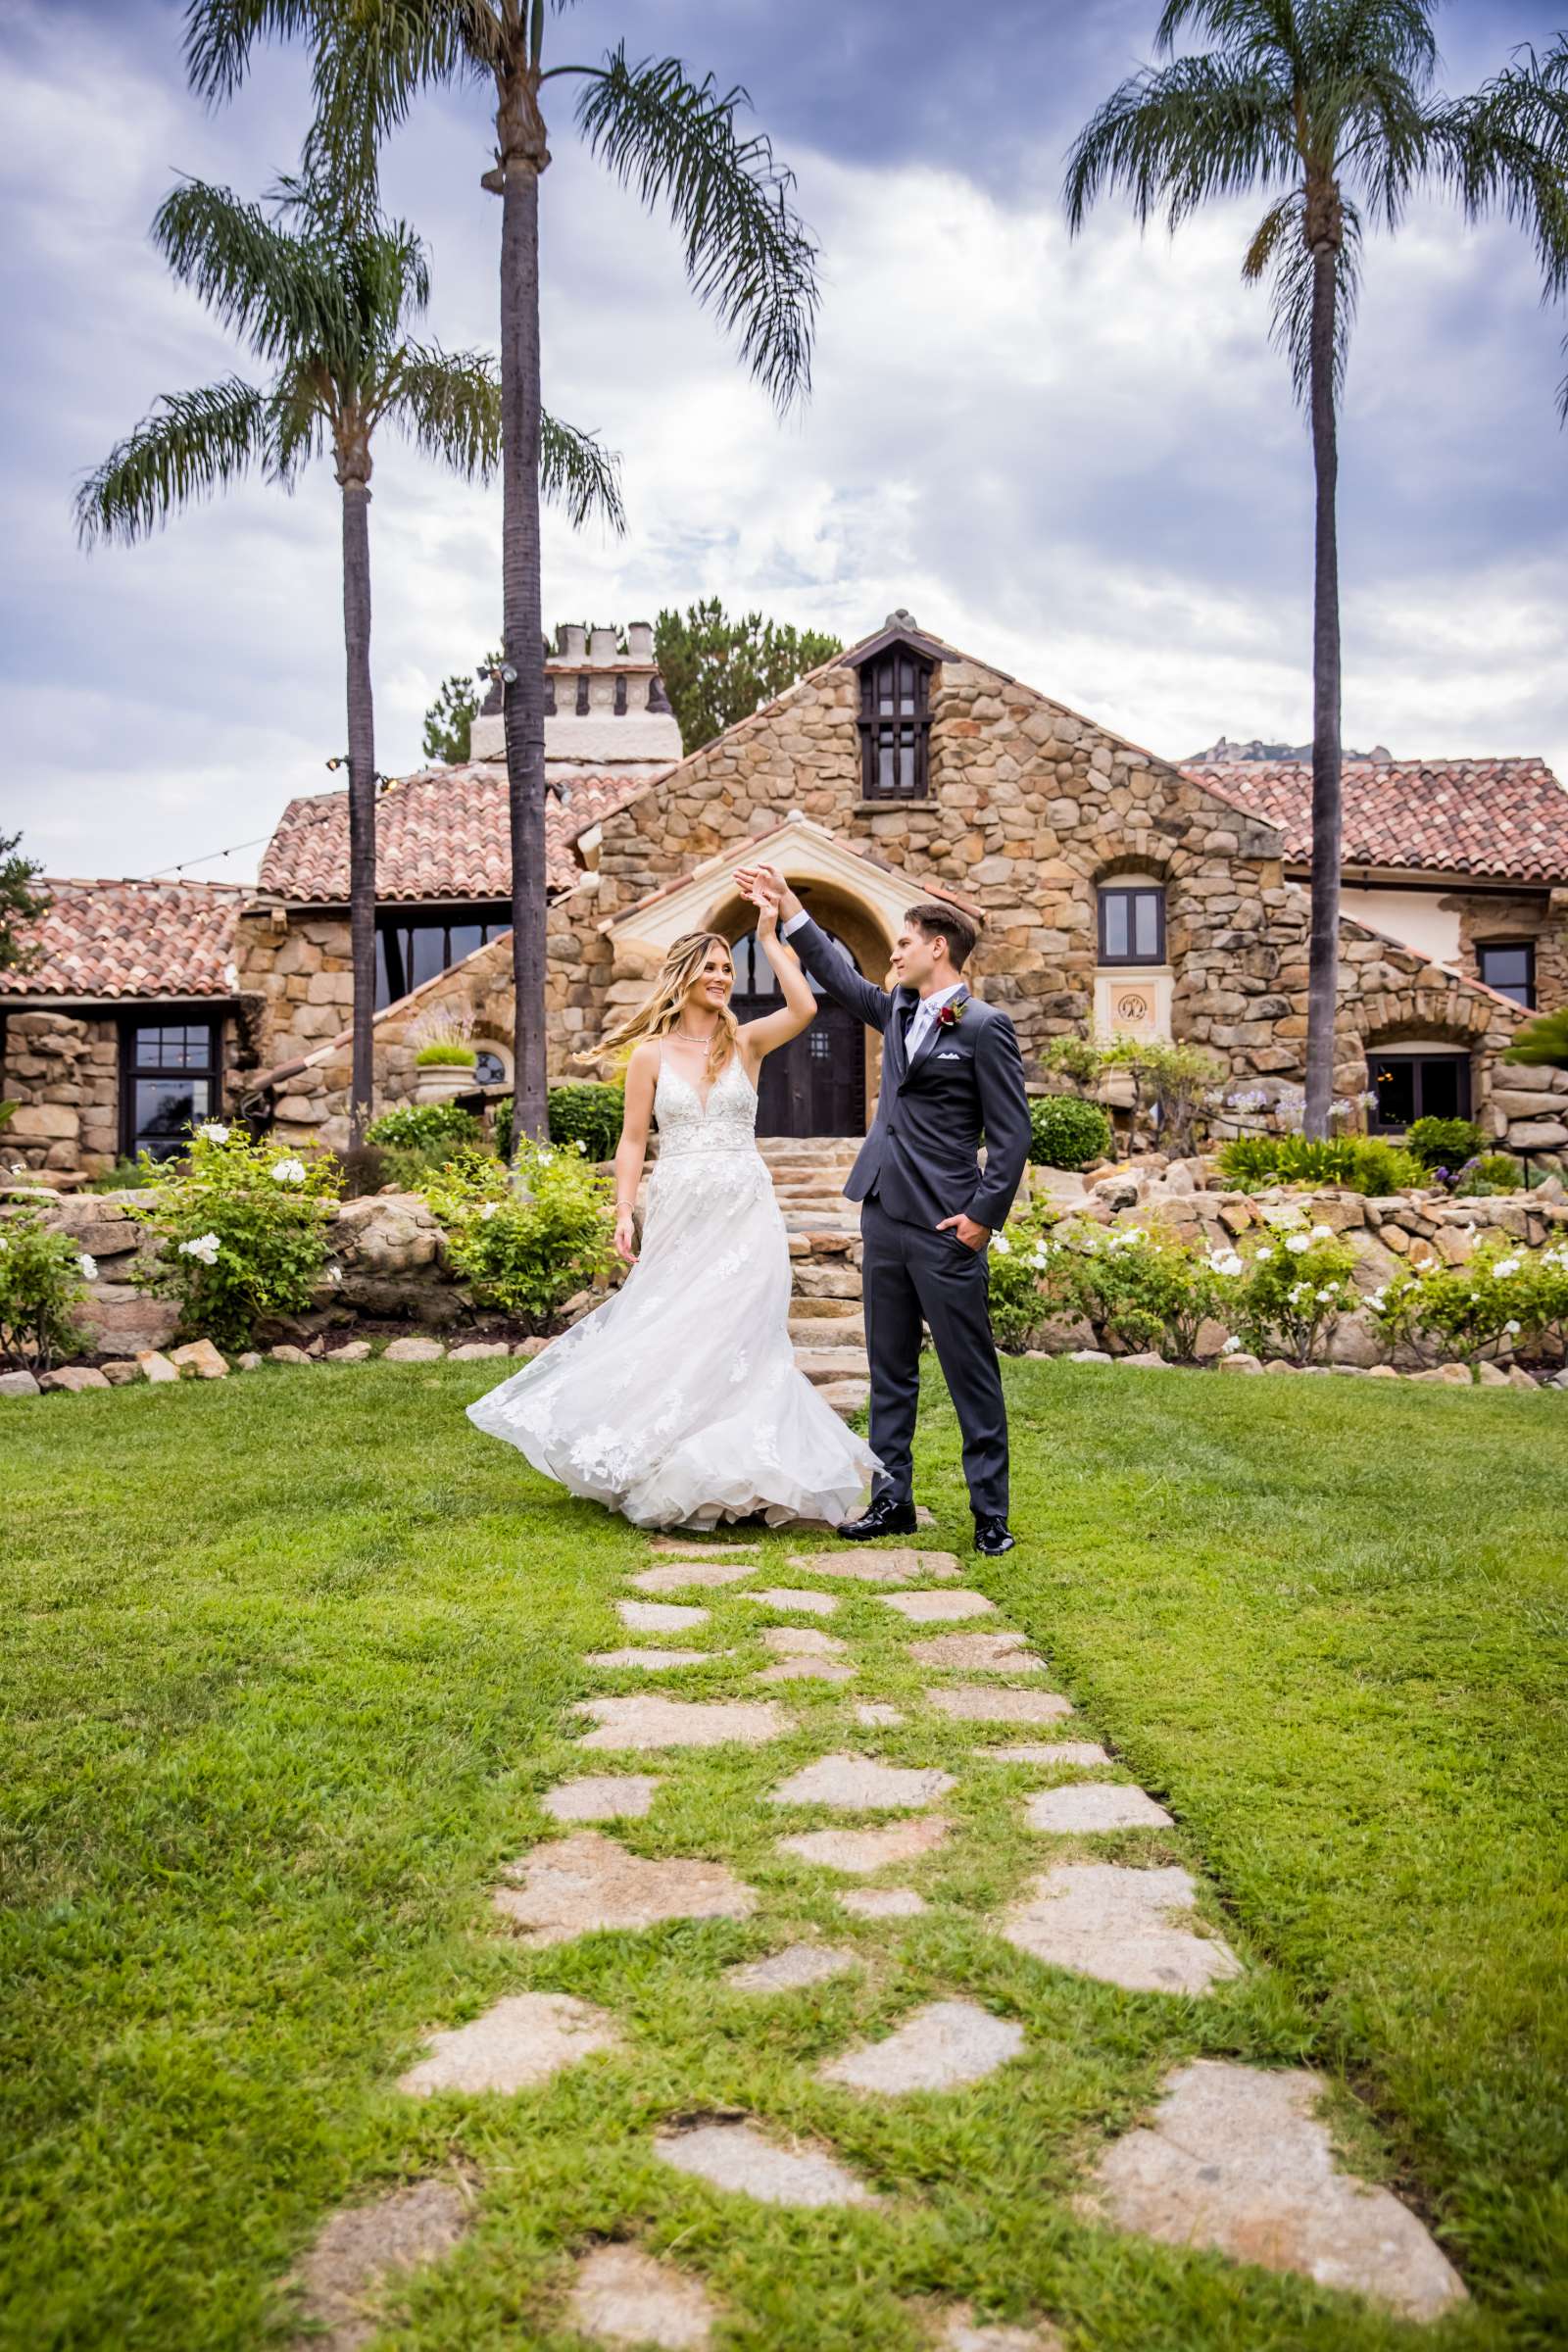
[
  {"x1": 1507, "y1": 1366, "x2": 1539, "y2": 1391},
  {"x1": 514, "y1": 1335, "x2": 552, "y2": 1357},
  {"x1": 135, "y1": 1350, "x2": 180, "y2": 1384},
  {"x1": 1474, "y1": 1360, "x2": 1509, "y2": 1387},
  {"x1": 1217, "y1": 1351, "x2": 1264, "y2": 1375},
  {"x1": 170, "y1": 1339, "x2": 228, "y2": 1380},
  {"x1": 1120, "y1": 1350, "x2": 1170, "y2": 1368},
  {"x1": 41, "y1": 1365, "x2": 110, "y2": 1393},
  {"x1": 1031, "y1": 1164, "x2": 1089, "y2": 1205},
  {"x1": 448, "y1": 1341, "x2": 511, "y2": 1359},
  {"x1": 235, "y1": 1351, "x2": 265, "y2": 1372},
  {"x1": 0, "y1": 1368, "x2": 42, "y2": 1398},
  {"x1": 1504, "y1": 1120, "x2": 1568, "y2": 1152},
  {"x1": 98, "y1": 1359, "x2": 142, "y2": 1386},
  {"x1": 382, "y1": 1336, "x2": 445, "y2": 1362},
  {"x1": 1409, "y1": 1362, "x2": 1471, "y2": 1386},
  {"x1": 268, "y1": 1344, "x2": 314, "y2": 1366},
  {"x1": 1326, "y1": 1310, "x2": 1385, "y2": 1370},
  {"x1": 324, "y1": 1340, "x2": 373, "y2": 1362}
]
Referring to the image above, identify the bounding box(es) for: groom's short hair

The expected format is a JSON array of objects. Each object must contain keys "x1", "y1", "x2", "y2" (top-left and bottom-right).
[{"x1": 905, "y1": 901, "x2": 976, "y2": 970}]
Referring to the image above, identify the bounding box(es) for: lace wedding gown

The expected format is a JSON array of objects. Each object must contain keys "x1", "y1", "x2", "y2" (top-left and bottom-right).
[{"x1": 466, "y1": 1050, "x2": 879, "y2": 1529}]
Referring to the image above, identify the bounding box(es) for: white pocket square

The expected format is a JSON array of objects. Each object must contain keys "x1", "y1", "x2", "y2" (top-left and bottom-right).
[{"x1": 937, "y1": 1050, "x2": 962, "y2": 1059}]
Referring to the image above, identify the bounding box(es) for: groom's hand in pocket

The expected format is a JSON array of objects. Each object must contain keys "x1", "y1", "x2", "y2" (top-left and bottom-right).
[{"x1": 938, "y1": 1213, "x2": 991, "y2": 1252}]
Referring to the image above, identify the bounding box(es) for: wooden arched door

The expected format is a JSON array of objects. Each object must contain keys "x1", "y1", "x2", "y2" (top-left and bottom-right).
[{"x1": 731, "y1": 925, "x2": 868, "y2": 1137}]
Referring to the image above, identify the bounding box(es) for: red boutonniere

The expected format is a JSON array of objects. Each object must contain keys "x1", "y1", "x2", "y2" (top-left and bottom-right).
[{"x1": 936, "y1": 1000, "x2": 965, "y2": 1029}]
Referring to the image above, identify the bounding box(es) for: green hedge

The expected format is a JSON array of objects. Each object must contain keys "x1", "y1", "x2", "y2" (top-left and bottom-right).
[
  {"x1": 496, "y1": 1083, "x2": 624, "y2": 1163},
  {"x1": 364, "y1": 1102, "x2": 483, "y2": 1153},
  {"x1": 1028, "y1": 1094, "x2": 1112, "y2": 1170}
]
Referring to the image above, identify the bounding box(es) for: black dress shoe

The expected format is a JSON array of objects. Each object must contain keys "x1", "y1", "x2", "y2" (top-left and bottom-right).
[
  {"x1": 972, "y1": 1515, "x2": 1016, "y2": 1556},
  {"x1": 836, "y1": 1494, "x2": 918, "y2": 1540}
]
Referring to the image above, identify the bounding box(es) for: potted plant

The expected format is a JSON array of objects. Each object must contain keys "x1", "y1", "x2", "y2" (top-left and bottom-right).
[{"x1": 410, "y1": 1010, "x2": 478, "y2": 1104}]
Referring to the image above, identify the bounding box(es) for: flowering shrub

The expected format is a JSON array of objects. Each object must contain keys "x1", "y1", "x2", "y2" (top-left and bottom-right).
[
  {"x1": 364, "y1": 1102, "x2": 483, "y2": 1153},
  {"x1": 1028, "y1": 1094, "x2": 1112, "y2": 1170},
  {"x1": 1036, "y1": 1220, "x2": 1242, "y2": 1361},
  {"x1": 986, "y1": 1200, "x2": 1062, "y2": 1350},
  {"x1": 419, "y1": 1141, "x2": 614, "y2": 1332},
  {"x1": 0, "y1": 1207, "x2": 92, "y2": 1369},
  {"x1": 1368, "y1": 1236, "x2": 1568, "y2": 1369},
  {"x1": 1235, "y1": 1215, "x2": 1359, "y2": 1365},
  {"x1": 1452, "y1": 1152, "x2": 1523, "y2": 1197},
  {"x1": 1098, "y1": 1036, "x2": 1224, "y2": 1154},
  {"x1": 131, "y1": 1127, "x2": 340, "y2": 1349}
]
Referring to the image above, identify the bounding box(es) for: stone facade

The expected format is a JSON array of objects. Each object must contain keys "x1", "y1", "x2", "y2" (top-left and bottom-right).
[{"x1": 1, "y1": 1006, "x2": 252, "y2": 1176}]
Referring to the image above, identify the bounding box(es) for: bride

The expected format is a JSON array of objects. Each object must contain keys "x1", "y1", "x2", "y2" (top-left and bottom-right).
[{"x1": 466, "y1": 891, "x2": 879, "y2": 1529}]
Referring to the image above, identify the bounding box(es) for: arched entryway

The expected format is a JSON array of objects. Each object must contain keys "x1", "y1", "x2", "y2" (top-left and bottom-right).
[{"x1": 731, "y1": 924, "x2": 867, "y2": 1136}]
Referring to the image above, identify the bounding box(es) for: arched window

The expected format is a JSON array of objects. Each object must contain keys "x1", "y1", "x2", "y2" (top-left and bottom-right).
[
  {"x1": 1098, "y1": 879, "x2": 1166, "y2": 966},
  {"x1": 473, "y1": 1046, "x2": 509, "y2": 1087}
]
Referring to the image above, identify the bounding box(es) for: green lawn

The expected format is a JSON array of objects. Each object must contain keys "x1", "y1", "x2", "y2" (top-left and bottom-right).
[{"x1": 2, "y1": 1361, "x2": 1565, "y2": 2352}]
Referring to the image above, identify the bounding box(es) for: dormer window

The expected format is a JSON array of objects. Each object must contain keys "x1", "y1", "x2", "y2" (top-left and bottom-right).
[{"x1": 846, "y1": 615, "x2": 942, "y2": 804}]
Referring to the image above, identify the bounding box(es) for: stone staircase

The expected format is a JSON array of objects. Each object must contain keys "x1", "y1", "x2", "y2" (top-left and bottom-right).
[{"x1": 759, "y1": 1138, "x2": 870, "y2": 1416}]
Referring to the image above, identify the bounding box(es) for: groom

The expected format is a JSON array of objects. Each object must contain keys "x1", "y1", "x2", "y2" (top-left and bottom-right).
[{"x1": 735, "y1": 865, "x2": 1031, "y2": 1556}]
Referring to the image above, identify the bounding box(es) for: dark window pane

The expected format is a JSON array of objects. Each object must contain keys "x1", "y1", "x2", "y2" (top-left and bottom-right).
[
  {"x1": 1479, "y1": 945, "x2": 1533, "y2": 1007},
  {"x1": 473, "y1": 1049, "x2": 506, "y2": 1086},
  {"x1": 1102, "y1": 894, "x2": 1129, "y2": 959},
  {"x1": 449, "y1": 924, "x2": 482, "y2": 965},
  {"x1": 375, "y1": 932, "x2": 392, "y2": 1009},
  {"x1": 898, "y1": 731, "x2": 914, "y2": 793},
  {"x1": 1369, "y1": 1057, "x2": 1416, "y2": 1129},
  {"x1": 408, "y1": 925, "x2": 445, "y2": 990},
  {"x1": 878, "y1": 735, "x2": 894, "y2": 795},
  {"x1": 1133, "y1": 892, "x2": 1160, "y2": 957},
  {"x1": 135, "y1": 1075, "x2": 209, "y2": 1154},
  {"x1": 1418, "y1": 1057, "x2": 1464, "y2": 1121}
]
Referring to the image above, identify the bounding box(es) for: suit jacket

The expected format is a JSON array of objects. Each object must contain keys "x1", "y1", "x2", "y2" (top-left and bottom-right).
[{"x1": 787, "y1": 913, "x2": 1032, "y2": 1232}]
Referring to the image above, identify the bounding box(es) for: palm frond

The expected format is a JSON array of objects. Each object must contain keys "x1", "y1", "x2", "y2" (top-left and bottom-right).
[
  {"x1": 152, "y1": 177, "x2": 343, "y2": 364},
  {"x1": 267, "y1": 365, "x2": 328, "y2": 489},
  {"x1": 1064, "y1": 55, "x2": 1295, "y2": 234},
  {"x1": 540, "y1": 411, "x2": 626, "y2": 534},
  {"x1": 387, "y1": 344, "x2": 502, "y2": 478},
  {"x1": 74, "y1": 378, "x2": 270, "y2": 546},
  {"x1": 1259, "y1": 194, "x2": 1362, "y2": 406},
  {"x1": 1437, "y1": 36, "x2": 1568, "y2": 303},
  {"x1": 573, "y1": 46, "x2": 819, "y2": 413},
  {"x1": 1156, "y1": 1, "x2": 1308, "y2": 76}
]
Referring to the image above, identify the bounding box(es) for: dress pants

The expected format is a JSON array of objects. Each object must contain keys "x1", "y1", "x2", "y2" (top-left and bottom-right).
[{"x1": 858, "y1": 1191, "x2": 1008, "y2": 1521}]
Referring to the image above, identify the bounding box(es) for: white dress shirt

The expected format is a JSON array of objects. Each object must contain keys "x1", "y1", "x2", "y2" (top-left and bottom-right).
[{"x1": 781, "y1": 908, "x2": 962, "y2": 1060}]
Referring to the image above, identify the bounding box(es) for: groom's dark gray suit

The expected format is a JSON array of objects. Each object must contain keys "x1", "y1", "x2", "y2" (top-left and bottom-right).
[{"x1": 782, "y1": 913, "x2": 1032, "y2": 1520}]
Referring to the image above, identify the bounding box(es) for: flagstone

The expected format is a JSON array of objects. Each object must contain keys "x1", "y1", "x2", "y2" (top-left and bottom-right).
[
  {"x1": 1003, "y1": 1863, "x2": 1242, "y2": 1995},
  {"x1": 741, "y1": 1587, "x2": 841, "y2": 1615},
  {"x1": 855, "y1": 1702, "x2": 906, "y2": 1727},
  {"x1": 819, "y1": 2000, "x2": 1025, "y2": 2096},
  {"x1": 290, "y1": 2179, "x2": 470, "y2": 2352},
  {"x1": 654, "y1": 2119, "x2": 876, "y2": 2208},
  {"x1": 1086, "y1": 2059, "x2": 1466, "y2": 2322},
  {"x1": 631, "y1": 1560, "x2": 760, "y2": 1594},
  {"x1": 777, "y1": 1818, "x2": 950, "y2": 1875},
  {"x1": 493, "y1": 1832, "x2": 757, "y2": 1945},
  {"x1": 761, "y1": 1626, "x2": 847, "y2": 1656},
  {"x1": 840, "y1": 1887, "x2": 928, "y2": 1920},
  {"x1": 564, "y1": 2243, "x2": 719, "y2": 2351},
  {"x1": 586, "y1": 1647, "x2": 715, "y2": 1672},
  {"x1": 756, "y1": 1657, "x2": 857, "y2": 1684},
  {"x1": 1025, "y1": 1784, "x2": 1173, "y2": 1833},
  {"x1": 908, "y1": 1633, "x2": 1046, "y2": 1673},
  {"x1": 724, "y1": 1942, "x2": 863, "y2": 1993},
  {"x1": 617, "y1": 1599, "x2": 710, "y2": 1633},
  {"x1": 541, "y1": 1775, "x2": 662, "y2": 1824},
  {"x1": 927, "y1": 1688, "x2": 1074, "y2": 1726},
  {"x1": 397, "y1": 1991, "x2": 620, "y2": 2095},
  {"x1": 789, "y1": 1547, "x2": 960, "y2": 1584},
  {"x1": 578, "y1": 1697, "x2": 787, "y2": 1750},
  {"x1": 767, "y1": 1754, "x2": 956, "y2": 1811},
  {"x1": 988, "y1": 1742, "x2": 1111, "y2": 1769},
  {"x1": 878, "y1": 1590, "x2": 999, "y2": 1623},
  {"x1": 933, "y1": 2305, "x2": 1065, "y2": 2352}
]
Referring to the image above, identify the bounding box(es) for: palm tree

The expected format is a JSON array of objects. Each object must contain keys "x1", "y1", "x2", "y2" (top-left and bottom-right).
[
  {"x1": 182, "y1": 2, "x2": 819, "y2": 1148},
  {"x1": 1448, "y1": 35, "x2": 1568, "y2": 415},
  {"x1": 1065, "y1": 2, "x2": 1566, "y2": 1139},
  {"x1": 76, "y1": 171, "x2": 622, "y2": 1144}
]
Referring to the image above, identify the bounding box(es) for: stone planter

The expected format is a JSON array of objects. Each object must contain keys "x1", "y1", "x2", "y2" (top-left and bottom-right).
[{"x1": 412, "y1": 1063, "x2": 476, "y2": 1105}]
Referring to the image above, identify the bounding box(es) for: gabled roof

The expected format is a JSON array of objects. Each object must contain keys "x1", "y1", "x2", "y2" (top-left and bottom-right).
[
  {"x1": 256, "y1": 762, "x2": 657, "y2": 905},
  {"x1": 1184, "y1": 758, "x2": 1568, "y2": 884},
  {"x1": 0, "y1": 878, "x2": 243, "y2": 1001}
]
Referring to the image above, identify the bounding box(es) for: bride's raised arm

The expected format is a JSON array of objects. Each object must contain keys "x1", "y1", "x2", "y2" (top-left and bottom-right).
[{"x1": 735, "y1": 891, "x2": 816, "y2": 1070}]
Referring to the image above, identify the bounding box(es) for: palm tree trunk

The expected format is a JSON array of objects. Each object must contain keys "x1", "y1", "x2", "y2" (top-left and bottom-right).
[
  {"x1": 340, "y1": 471, "x2": 376, "y2": 1146},
  {"x1": 499, "y1": 150, "x2": 549, "y2": 1153},
  {"x1": 1303, "y1": 233, "x2": 1343, "y2": 1142}
]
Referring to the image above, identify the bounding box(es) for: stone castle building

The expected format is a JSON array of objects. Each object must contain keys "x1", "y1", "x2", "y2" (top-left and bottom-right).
[{"x1": 6, "y1": 612, "x2": 1568, "y2": 1174}]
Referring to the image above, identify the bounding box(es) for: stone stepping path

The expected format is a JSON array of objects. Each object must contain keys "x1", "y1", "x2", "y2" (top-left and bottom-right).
[
  {"x1": 788, "y1": 1547, "x2": 962, "y2": 1584},
  {"x1": 908, "y1": 1632, "x2": 1046, "y2": 1674},
  {"x1": 585, "y1": 1646, "x2": 718, "y2": 1672},
  {"x1": 654, "y1": 2119, "x2": 877, "y2": 2208},
  {"x1": 767, "y1": 1754, "x2": 955, "y2": 1811},
  {"x1": 760, "y1": 1625, "x2": 846, "y2": 1656},
  {"x1": 1004, "y1": 1862, "x2": 1242, "y2": 1995},
  {"x1": 840, "y1": 1886, "x2": 927, "y2": 1919},
  {"x1": 756, "y1": 1656, "x2": 857, "y2": 1684},
  {"x1": 616, "y1": 1598, "x2": 710, "y2": 1632},
  {"x1": 290, "y1": 2180, "x2": 470, "y2": 2352},
  {"x1": 927, "y1": 1686, "x2": 1074, "y2": 1726},
  {"x1": 990, "y1": 1741, "x2": 1110, "y2": 1768},
  {"x1": 777, "y1": 1818, "x2": 950, "y2": 1875},
  {"x1": 740, "y1": 1586, "x2": 841, "y2": 1615},
  {"x1": 1026, "y1": 1784, "x2": 1173, "y2": 1834},
  {"x1": 577, "y1": 1696, "x2": 786, "y2": 1749},
  {"x1": 1086, "y1": 2059, "x2": 1466, "y2": 2321},
  {"x1": 819, "y1": 2000, "x2": 1025, "y2": 2097},
  {"x1": 542, "y1": 1774, "x2": 661, "y2": 1823},
  {"x1": 724, "y1": 1941, "x2": 862, "y2": 1993},
  {"x1": 630, "y1": 1559, "x2": 760, "y2": 1593},
  {"x1": 493, "y1": 1832, "x2": 756, "y2": 1945},
  {"x1": 565, "y1": 2243, "x2": 719, "y2": 2349},
  {"x1": 879, "y1": 1588, "x2": 998, "y2": 1622},
  {"x1": 397, "y1": 1991, "x2": 620, "y2": 2095}
]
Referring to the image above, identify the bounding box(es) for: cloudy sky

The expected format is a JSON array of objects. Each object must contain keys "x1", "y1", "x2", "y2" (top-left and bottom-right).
[{"x1": 4, "y1": 0, "x2": 1567, "y2": 887}]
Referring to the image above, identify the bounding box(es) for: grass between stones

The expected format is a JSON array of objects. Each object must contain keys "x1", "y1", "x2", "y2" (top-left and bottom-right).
[{"x1": 1, "y1": 1359, "x2": 1564, "y2": 2351}]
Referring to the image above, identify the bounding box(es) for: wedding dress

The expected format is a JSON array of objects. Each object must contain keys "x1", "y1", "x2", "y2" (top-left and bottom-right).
[{"x1": 466, "y1": 1049, "x2": 878, "y2": 1529}]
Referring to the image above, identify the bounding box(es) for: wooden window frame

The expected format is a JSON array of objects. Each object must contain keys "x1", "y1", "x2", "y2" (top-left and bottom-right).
[
  {"x1": 1097, "y1": 883, "x2": 1167, "y2": 967},
  {"x1": 374, "y1": 904, "x2": 512, "y2": 1008},
  {"x1": 857, "y1": 647, "x2": 933, "y2": 801},
  {"x1": 1477, "y1": 939, "x2": 1536, "y2": 1010},
  {"x1": 1365, "y1": 1050, "x2": 1473, "y2": 1133},
  {"x1": 119, "y1": 1013, "x2": 222, "y2": 1161}
]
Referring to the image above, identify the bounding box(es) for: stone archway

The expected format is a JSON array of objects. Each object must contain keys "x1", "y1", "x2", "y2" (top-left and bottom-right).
[{"x1": 709, "y1": 881, "x2": 893, "y2": 1136}]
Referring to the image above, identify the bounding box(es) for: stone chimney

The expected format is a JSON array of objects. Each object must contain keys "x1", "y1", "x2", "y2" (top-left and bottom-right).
[
  {"x1": 466, "y1": 617, "x2": 683, "y2": 776},
  {"x1": 627, "y1": 619, "x2": 654, "y2": 662},
  {"x1": 560, "y1": 622, "x2": 587, "y2": 662},
  {"x1": 589, "y1": 626, "x2": 618, "y2": 665}
]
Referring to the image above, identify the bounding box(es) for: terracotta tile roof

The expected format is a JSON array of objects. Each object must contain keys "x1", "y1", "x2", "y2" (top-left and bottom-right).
[
  {"x1": 1184, "y1": 758, "x2": 1568, "y2": 884},
  {"x1": 0, "y1": 877, "x2": 243, "y2": 1000},
  {"x1": 257, "y1": 761, "x2": 656, "y2": 904}
]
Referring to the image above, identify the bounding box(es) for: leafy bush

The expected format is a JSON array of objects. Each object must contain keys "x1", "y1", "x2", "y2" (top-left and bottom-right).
[
  {"x1": 130, "y1": 1126, "x2": 340, "y2": 1350},
  {"x1": 1040, "y1": 1035, "x2": 1104, "y2": 1090},
  {"x1": 0, "y1": 1206, "x2": 92, "y2": 1369},
  {"x1": 1037, "y1": 1220, "x2": 1242, "y2": 1361},
  {"x1": 1213, "y1": 1133, "x2": 1425, "y2": 1195},
  {"x1": 1369, "y1": 1236, "x2": 1568, "y2": 1368},
  {"x1": 1213, "y1": 1133, "x2": 1282, "y2": 1188},
  {"x1": 495, "y1": 1083, "x2": 626, "y2": 1164},
  {"x1": 1098, "y1": 1036, "x2": 1224, "y2": 1154},
  {"x1": 80, "y1": 1158, "x2": 153, "y2": 1195},
  {"x1": 1237, "y1": 1214, "x2": 1359, "y2": 1365},
  {"x1": 1029, "y1": 1094, "x2": 1112, "y2": 1170},
  {"x1": 1405, "y1": 1116, "x2": 1486, "y2": 1173},
  {"x1": 1503, "y1": 1007, "x2": 1568, "y2": 1070},
  {"x1": 364, "y1": 1102, "x2": 483, "y2": 1154},
  {"x1": 419, "y1": 1140, "x2": 614, "y2": 1332},
  {"x1": 985, "y1": 1200, "x2": 1062, "y2": 1351},
  {"x1": 413, "y1": 1042, "x2": 477, "y2": 1068},
  {"x1": 1454, "y1": 1153, "x2": 1522, "y2": 1198}
]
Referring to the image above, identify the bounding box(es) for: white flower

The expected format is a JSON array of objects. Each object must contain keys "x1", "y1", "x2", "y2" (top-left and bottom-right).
[
  {"x1": 1207, "y1": 1250, "x2": 1244, "y2": 1278},
  {"x1": 1315, "y1": 1287, "x2": 1337, "y2": 1303},
  {"x1": 78, "y1": 1253, "x2": 98, "y2": 1280},
  {"x1": 1254, "y1": 1245, "x2": 1274, "y2": 1262},
  {"x1": 1030, "y1": 1250, "x2": 1049, "y2": 1269},
  {"x1": 538, "y1": 1148, "x2": 555, "y2": 1165},
  {"x1": 1367, "y1": 1290, "x2": 1387, "y2": 1311},
  {"x1": 179, "y1": 1232, "x2": 221, "y2": 1266},
  {"x1": 1288, "y1": 1281, "x2": 1311, "y2": 1305},
  {"x1": 574, "y1": 1139, "x2": 587, "y2": 1153},
  {"x1": 1285, "y1": 1233, "x2": 1311, "y2": 1255},
  {"x1": 1492, "y1": 1255, "x2": 1522, "y2": 1279},
  {"x1": 1221, "y1": 1335, "x2": 1243, "y2": 1354},
  {"x1": 993, "y1": 1235, "x2": 1012, "y2": 1255},
  {"x1": 1504, "y1": 1318, "x2": 1521, "y2": 1336},
  {"x1": 478, "y1": 1200, "x2": 500, "y2": 1220},
  {"x1": 1310, "y1": 1224, "x2": 1333, "y2": 1242},
  {"x1": 198, "y1": 1122, "x2": 230, "y2": 1144},
  {"x1": 270, "y1": 1157, "x2": 308, "y2": 1186}
]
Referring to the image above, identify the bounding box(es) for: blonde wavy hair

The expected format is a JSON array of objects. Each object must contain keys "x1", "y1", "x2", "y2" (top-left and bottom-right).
[{"x1": 592, "y1": 930, "x2": 740, "y2": 1083}]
